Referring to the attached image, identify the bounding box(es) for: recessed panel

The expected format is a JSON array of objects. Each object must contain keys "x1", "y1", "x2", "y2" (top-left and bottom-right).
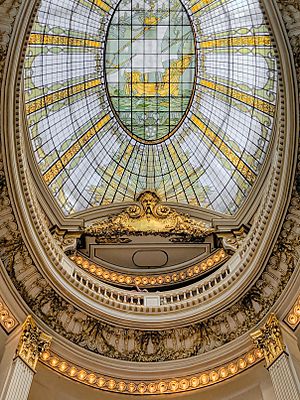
[{"x1": 133, "y1": 250, "x2": 168, "y2": 267}]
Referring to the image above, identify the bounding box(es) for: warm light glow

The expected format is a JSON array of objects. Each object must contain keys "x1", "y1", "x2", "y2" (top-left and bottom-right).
[
  {"x1": 210, "y1": 371, "x2": 219, "y2": 382},
  {"x1": 41, "y1": 349, "x2": 261, "y2": 394},
  {"x1": 200, "y1": 374, "x2": 209, "y2": 384},
  {"x1": 41, "y1": 351, "x2": 50, "y2": 361},
  {"x1": 78, "y1": 370, "x2": 87, "y2": 381},
  {"x1": 97, "y1": 377, "x2": 105, "y2": 387},
  {"x1": 219, "y1": 368, "x2": 228, "y2": 378},
  {"x1": 69, "y1": 367, "x2": 77, "y2": 377},
  {"x1": 72, "y1": 249, "x2": 227, "y2": 288},
  {"x1": 59, "y1": 362, "x2": 68, "y2": 372},
  {"x1": 228, "y1": 363, "x2": 238, "y2": 374},
  {"x1": 50, "y1": 357, "x2": 59, "y2": 367}
]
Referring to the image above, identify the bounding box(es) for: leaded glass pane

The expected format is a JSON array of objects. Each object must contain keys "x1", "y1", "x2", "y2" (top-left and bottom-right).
[{"x1": 23, "y1": 0, "x2": 278, "y2": 215}]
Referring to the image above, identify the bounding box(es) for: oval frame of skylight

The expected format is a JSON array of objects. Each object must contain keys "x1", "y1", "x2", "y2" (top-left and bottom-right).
[{"x1": 104, "y1": 0, "x2": 197, "y2": 144}]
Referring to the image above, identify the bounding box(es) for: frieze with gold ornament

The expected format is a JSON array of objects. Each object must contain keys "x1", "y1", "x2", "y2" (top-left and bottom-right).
[
  {"x1": 0, "y1": 161, "x2": 299, "y2": 361},
  {"x1": 84, "y1": 191, "x2": 215, "y2": 241}
]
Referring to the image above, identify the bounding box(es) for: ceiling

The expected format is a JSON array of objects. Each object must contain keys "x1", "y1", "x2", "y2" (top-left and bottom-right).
[{"x1": 1, "y1": 0, "x2": 299, "y2": 396}]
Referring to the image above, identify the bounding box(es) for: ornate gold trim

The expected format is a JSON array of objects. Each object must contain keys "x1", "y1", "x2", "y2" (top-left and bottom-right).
[
  {"x1": 200, "y1": 36, "x2": 272, "y2": 48},
  {"x1": 284, "y1": 294, "x2": 300, "y2": 329},
  {"x1": 0, "y1": 295, "x2": 18, "y2": 333},
  {"x1": 251, "y1": 314, "x2": 285, "y2": 368},
  {"x1": 29, "y1": 34, "x2": 101, "y2": 48},
  {"x1": 85, "y1": 191, "x2": 215, "y2": 241},
  {"x1": 71, "y1": 248, "x2": 227, "y2": 287},
  {"x1": 26, "y1": 79, "x2": 100, "y2": 115},
  {"x1": 40, "y1": 349, "x2": 263, "y2": 394},
  {"x1": 17, "y1": 316, "x2": 52, "y2": 371}
]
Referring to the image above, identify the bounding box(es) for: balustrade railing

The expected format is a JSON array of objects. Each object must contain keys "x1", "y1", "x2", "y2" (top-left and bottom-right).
[{"x1": 70, "y1": 265, "x2": 230, "y2": 311}]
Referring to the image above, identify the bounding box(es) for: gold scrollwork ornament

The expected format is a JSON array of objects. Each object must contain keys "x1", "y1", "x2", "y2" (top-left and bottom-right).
[
  {"x1": 250, "y1": 313, "x2": 285, "y2": 368},
  {"x1": 85, "y1": 191, "x2": 214, "y2": 240},
  {"x1": 17, "y1": 315, "x2": 52, "y2": 371}
]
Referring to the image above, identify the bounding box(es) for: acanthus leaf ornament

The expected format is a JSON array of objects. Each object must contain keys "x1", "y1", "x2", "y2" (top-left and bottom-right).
[
  {"x1": 85, "y1": 191, "x2": 215, "y2": 241},
  {"x1": 16, "y1": 315, "x2": 52, "y2": 371},
  {"x1": 250, "y1": 313, "x2": 285, "y2": 368}
]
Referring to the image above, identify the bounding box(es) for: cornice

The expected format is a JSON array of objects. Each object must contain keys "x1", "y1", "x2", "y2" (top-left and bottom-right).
[{"x1": 0, "y1": 264, "x2": 299, "y2": 396}]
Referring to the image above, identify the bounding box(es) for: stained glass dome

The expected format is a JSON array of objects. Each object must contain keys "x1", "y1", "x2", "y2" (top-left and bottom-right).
[{"x1": 24, "y1": 0, "x2": 278, "y2": 215}]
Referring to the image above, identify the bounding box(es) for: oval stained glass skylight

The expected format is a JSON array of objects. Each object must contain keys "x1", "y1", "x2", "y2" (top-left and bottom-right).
[
  {"x1": 23, "y1": 0, "x2": 278, "y2": 215},
  {"x1": 105, "y1": 0, "x2": 196, "y2": 144}
]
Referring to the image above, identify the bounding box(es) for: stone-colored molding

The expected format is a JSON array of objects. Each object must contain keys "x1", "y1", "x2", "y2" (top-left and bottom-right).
[
  {"x1": 16, "y1": 315, "x2": 52, "y2": 371},
  {"x1": 0, "y1": 182, "x2": 298, "y2": 362},
  {"x1": 251, "y1": 314, "x2": 286, "y2": 368},
  {"x1": 7, "y1": 0, "x2": 294, "y2": 327},
  {"x1": 40, "y1": 348, "x2": 263, "y2": 395},
  {"x1": 0, "y1": 295, "x2": 18, "y2": 334}
]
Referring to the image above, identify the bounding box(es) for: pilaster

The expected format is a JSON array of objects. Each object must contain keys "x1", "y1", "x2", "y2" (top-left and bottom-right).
[
  {"x1": 0, "y1": 316, "x2": 51, "y2": 400},
  {"x1": 251, "y1": 313, "x2": 300, "y2": 400}
]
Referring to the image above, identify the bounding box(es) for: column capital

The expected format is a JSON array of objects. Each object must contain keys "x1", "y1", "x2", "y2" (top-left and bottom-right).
[
  {"x1": 16, "y1": 315, "x2": 52, "y2": 371},
  {"x1": 251, "y1": 313, "x2": 285, "y2": 368}
]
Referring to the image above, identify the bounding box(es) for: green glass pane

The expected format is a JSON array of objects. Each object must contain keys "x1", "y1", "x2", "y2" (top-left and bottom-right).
[{"x1": 105, "y1": 0, "x2": 196, "y2": 144}]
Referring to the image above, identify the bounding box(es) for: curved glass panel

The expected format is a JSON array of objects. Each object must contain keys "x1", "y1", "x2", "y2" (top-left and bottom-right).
[
  {"x1": 23, "y1": 0, "x2": 278, "y2": 215},
  {"x1": 105, "y1": 0, "x2": 196, "y2": 143}
]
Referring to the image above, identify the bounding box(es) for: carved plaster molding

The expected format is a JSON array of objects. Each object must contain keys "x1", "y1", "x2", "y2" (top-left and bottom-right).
[
  {"x1": 0, "y1": 0, "x2": 22, "y2": 76},
  {"x1": 0, "y1": 0, "x2": 294, "y2": 333},
  {"x1": 71, "y1": 248, "x2": 228, "y2": 288},
  {"x1": 0, "y1": 172, "x2": 299, "y2": 360},
  {"x1": 40, "y1": 348, "x2": 263, "y2": 395}
]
